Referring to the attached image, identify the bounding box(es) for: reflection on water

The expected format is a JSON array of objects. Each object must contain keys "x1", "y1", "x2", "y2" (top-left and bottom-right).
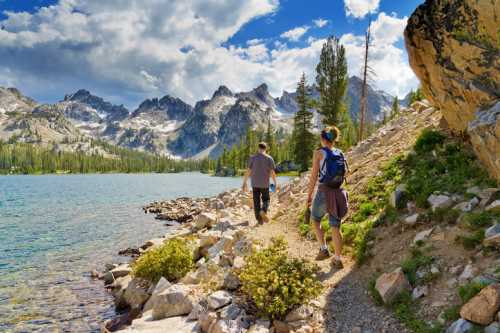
[{"x1": 0, "y1": 173, "x2": 266, "y2": 332}]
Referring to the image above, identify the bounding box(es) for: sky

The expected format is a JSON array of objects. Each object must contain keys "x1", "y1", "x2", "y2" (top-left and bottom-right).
[{"x1": 0, "y1": 0, "x2": 424, "y2": 109}]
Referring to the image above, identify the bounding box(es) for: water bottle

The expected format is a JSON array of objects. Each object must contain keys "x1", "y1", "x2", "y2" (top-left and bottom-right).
[{"x1": 270, "y1": 183, "x2": 276, "y2": 193}]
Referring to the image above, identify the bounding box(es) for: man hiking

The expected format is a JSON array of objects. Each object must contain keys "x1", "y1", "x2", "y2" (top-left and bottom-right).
[
  {"x1": 306, "y1": 126, "x2": 348, "y2": 269},
  {"x1": 242, "y1": 142, "x2": 277, "y2": 225}
]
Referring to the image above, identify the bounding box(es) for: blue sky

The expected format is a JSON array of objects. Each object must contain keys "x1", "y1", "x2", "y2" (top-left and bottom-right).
[{"x1": 0, "y1": 0, "x2": 424, "y2": 108}]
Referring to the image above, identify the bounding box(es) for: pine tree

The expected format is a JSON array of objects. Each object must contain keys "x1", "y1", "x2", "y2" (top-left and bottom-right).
[
  {"x1": 315, "y1": 36, "x2": 348, "y2": 126},
  {"x1": 391, "y1": 96, "x2": 400, "y2": 119},
  {"x1": 292, "y1": 73, "x2": 315, "y2": 172},
  {"x1": 265, "y1": 118, "x2": 277, "y2": 159}
]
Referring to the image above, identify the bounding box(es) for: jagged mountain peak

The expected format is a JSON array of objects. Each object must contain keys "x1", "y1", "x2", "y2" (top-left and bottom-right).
[
  {"x1": 62, "y1": 89, "x2": 129, "y2": 121},
  {"x1": 212, "y1": 85, "x2": 233, "y2": 99}
]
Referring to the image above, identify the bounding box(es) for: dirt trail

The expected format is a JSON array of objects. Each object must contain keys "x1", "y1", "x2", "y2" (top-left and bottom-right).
[{"x1": 244, "y1": 106, "x2": 442, "y2": 332}]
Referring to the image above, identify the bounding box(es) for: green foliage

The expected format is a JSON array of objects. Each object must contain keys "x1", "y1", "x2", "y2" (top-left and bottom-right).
[
  {"x1": 401, "y1": 247, "x2": 434, "y2": 286},
  {"x1": 458, "y1": 282, "x2": 488, "y2": 303},
  {"x1": 408, "y1": 87, "x2": 425, "y2": 106},
  {"x1": 392, "y1": 292, "x2": 443, "y2": 333},
  {"x1": 422, "y1": 208, "x2": 461, "y2": 224},
  {"x1": 0, "y1": 140, "x2": 200, "y2": 174},
  {"x1": 316, "y1": 36, "x2": 348, "y2": 126},
  {"x1": 292, "y1": 73, "x2": 315, "y2": 172},
  {"x1": 461, "y1": 211, "x2": 498, "y2": 230},
  {"x1": 403, "y1": 130, "x2": 494, "y2": 208},
  {"x1": 132, "y1": 238, "x2": 193, "y2": 283},
  {"x1": 456, "y1": 230, "x2": 485, "y2": 250},
  {"x1": 238, "y1": 237, "x2": 321, "y2": 320},
  {"x1": 413, "y1": 129, "x2": 446, "y2": 154},
  {"x1": 443, "y1": 305, "x2": 461, "y2": 322},
  {"x1": 368, "y1": 277, "x2": 384, "y2": 306}
]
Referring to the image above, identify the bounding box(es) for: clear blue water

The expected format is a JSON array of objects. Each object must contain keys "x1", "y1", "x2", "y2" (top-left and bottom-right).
[{"x1": 0, "y1": 173, "x2": 286, "y2": 332}]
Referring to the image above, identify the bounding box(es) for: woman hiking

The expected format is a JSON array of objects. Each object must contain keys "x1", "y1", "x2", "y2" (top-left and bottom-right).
[{"x1": 306, "y1": 126, "x2": 348, "y2": 269}]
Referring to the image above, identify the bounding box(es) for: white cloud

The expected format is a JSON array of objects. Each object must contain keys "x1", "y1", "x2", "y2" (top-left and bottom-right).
[
  {"x1": 0, "y1": 1, "x2": 416, "y2": 108},
  {"x1": 313, "y1": 18, "x2": 328, "y2": 28},
  {"x1": 280, "y1": 26, "x2": 310, "y2": 41},
  {"x1": 344, "y1": 0, "x2": 380, "y2": 18}
]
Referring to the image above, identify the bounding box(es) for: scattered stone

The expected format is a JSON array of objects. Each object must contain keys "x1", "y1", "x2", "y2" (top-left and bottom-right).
[
  {"x1": 198, "y1": 311, "x2": 217, "y2": 333},
  {"x1": 187, "y1": 301, "x2": 207, "y2": 321},
  {"x1": 446, "y1": 319, "x2": 473, "y2": 333},
  {"x1": 122, "y1": 278, "x2": 151, "y2": 309},
  {"x1": 111, "y1": 264, "x2": 132, "y2": 279},
  {"x1": 248, "y1": 322, "x2": 270, "y2": 333},
  {"x1": 141, "y1": 238, "x2": 165, "y2": 250},
  {"x1": 450, "y1": 265, "x2": 463, "y2": 275},
  {"x1": 285, "y1": 304, "x2": 314, "y2": 322},
  {"x1": 390, "y1": 184, "x2": 407, "y2": 208},
  {"x1": 352, "y1": 327, "x2": 362, "y2": 333},
  {"x1": 207, "y1": 290, "x2": 232, "y2": 310},
  {"x1": 273, "y1": 320, "x2": 291, "y2": 333},
  {"x1": 486, "y1": 200, "x2": 500, "y2": 213},
  {"x1": 219, "y1": 303, "x2": 242, "y2": 320},
  {"x1": 412, "y1": 285, "x2": 429, "y2": 300},
  {"x1": 112, "y1": 275, "x2": 133, "y2": 310},
  {"x1": 152, "y1": 284, "x2": 197, "y2": 320},
  {"x1": 454, "y1": 198, "x2": 479, "y2": 212},
  {"x1": 144, "y1": 277, "x2": 172, "y2": 312},
  {"x1": 428, "y1": 194, "x2": 454, "y2": 211},
  {"x1": 484, "y1": 322, "x2": 499, "y2": 333},
  {"x1": 121, "y1": 310, "x2": 198, "y2": 332},
  {"x1": 375, "y1": 268, "x2": 411, "y2": 304},
  {"x1": 223, "y1": 271, "x2": 241, "y2": 291},
  {"x1": 404, "y1": 213, "x2": 419, "y2": 225},
  {"x1": 459, "y1": 264, "x2": 475, "y2": 282},
  {"x1": 460, "y1": 284, "x2": 500, "y2": 325},
  {"x1": 195, "y1": 212, "x2": 218, "y2": 230},
  {"x1": 484, "y1": 224, "x2": 500, "y2": 247},
  {"x1": 413, "y1": 228, "x2": 434, "y2": 244}
]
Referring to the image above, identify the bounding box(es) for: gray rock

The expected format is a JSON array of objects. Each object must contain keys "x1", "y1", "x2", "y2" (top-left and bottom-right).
[
  {"x1": 446, "y1": 319, "x2": 473, "y2": 333},
  {"x1": 428, "y1": 194, "x2": 454, "y2": 211},
  {"x1": 144, "y1": 277, "x2": 172, "y2": 312},
  {"x1": 208, "y1": 290, "x2": 232, "y2": 310},
  {"x1": 123, "y1": 278, "x2": 151, "y2": 309},
  {"x1": 390, "y1": 184, "x2": 407, "y2": 208},
  {"x1": 375, "y1": 268, "x2": 411, "y2": 304},
  {"x1": 285, "y1": 304, "x2": 314, "y2": 322},
  {"x1": 413, "y1": 228, "x2": 434, "y2": 244},
  {"x1": 459, "y1": 264, "x2": 475, "y2": 282},
  {"x1": 198, "y1": 311, "x2": 217, "y2": 333},
  {"x1": 485, "y1": 322, "x2": 499, "y2": 333},
  {"x1": 195, "y1": 212, "x2": 217, "y2": 230},
  {"x1": 404, "y1": 213, "x2": 419, "y2": 225},
  {"x1": 486, "y1": 200, "x2": 500, "y2": 213},
  {"x1": 219, "y1": 304, "x2": 242, "y2": 320},
  {"x1": 412, "y1": 285, "x2": 429, "y2": 300},
  {"x1": 223, "y1": 271, "x2": 241, "y2": 290},
  {"x1": 484, "y1": 224, "x2": 500, "y2": 247},
  {"x1": 120, "y1": 310, "x2": 199, "y2": 333},
  {"x1": 152, "y1": 284, "x2": 196, "y2": 320},
  {"x1": 454, "y1": 197, "x2": 479, "y2": 212}
]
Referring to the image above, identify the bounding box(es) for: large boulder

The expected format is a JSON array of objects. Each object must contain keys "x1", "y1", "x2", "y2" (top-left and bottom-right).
[
  {"x1": 119, "y1": 310, "x2": 199, "y2": 333},
  {"x1": 375, "y1": 268, "x2": 411, "y2": 304},
  {"x1": 152, "y1": 284, "x2": 197, "y2": 320},
  {"x1": 143, "y1": 277, "x2": 172, "y2": 312},
  {"x1": 405, "y1": 1, "x2": 500, "y2": 181},
  {"x1": 460, "y1": 284, "x2": 500, "y2": 325},
  {"x1": 207, "y1": 290, "x2": 232, "y2": 310},
  {"x1": 122, "y1": 278, "x2": 151, "y2": 309},
  {"x1": 446, "y1": 319, "x2": 473, "y2": 333},
  {"x1": 484, "y1": 224, "x2": 500, "y2": 247}
]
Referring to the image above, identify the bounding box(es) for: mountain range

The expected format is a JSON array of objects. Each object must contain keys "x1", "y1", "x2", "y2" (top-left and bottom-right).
[{"x1": 0, "y1": 77, "x2": 398, "y2": 159}]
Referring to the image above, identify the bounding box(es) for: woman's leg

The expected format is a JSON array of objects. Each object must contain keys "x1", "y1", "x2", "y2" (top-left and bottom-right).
[
  {"x1": 312, "y1": 219, "x2": 326, "y2": 248},
  {"x1": 331, "y1": 227, "x2": 342, "y2": 258}
]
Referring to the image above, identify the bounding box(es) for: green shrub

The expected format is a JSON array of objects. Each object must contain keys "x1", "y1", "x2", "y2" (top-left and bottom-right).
[
  {"x1": 132, "y1": 238, "x2": 193, "y2": 282},
  {"x1": 392, "y1": 291, "x2": 443, "y2": 333},
  {"x1": 456, "y1": 230, "x2": 485, "y2": 250},
  {"x1": 238, "y1": 237, "x2": 321, "y2": 320},
  {"x1": 458, "y1": 282, "x2": 488, "y2": 303},
  {"x1": 368, "y1": 277, "x2": 384, "y2": 306},
  {"x1": 401, "y1": 248, "x2": 433, "y2": 286},
  {"x1": 429, "y1": 208, "x2": 461, "y2": 224},
  {"x1": 462, "y1": 211, "x2": 498, "y2": 230},
  {"x1": 414, "y1": 129, "x2": 446, "y2": 154},
  {"x1": 443, "y1": 305, "x2": 461, "y2": 322}
]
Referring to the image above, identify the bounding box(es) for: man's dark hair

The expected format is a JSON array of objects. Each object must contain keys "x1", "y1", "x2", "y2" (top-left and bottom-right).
[{"x1": 258, "y1": 142, "x2": 267, "y2": 150}]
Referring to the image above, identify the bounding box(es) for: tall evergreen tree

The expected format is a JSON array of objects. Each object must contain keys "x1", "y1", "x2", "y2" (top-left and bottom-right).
[
  {"x1": 391, "y1": 96, "x2": 400, "y2": 119},
  {"x1": 265, "y1": 117, "x2": 277, "y2": 158},
  {"x1": 315, "y1": 36, "x2": 348, "y2": 126},
  {"x1": 292, "y1": 73, "x2": 315, "y2": 172}
]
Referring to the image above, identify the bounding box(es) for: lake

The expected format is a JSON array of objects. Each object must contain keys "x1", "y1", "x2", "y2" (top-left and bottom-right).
[{"x1": 0, "y1": 173, "x2": 290, "y2": 332}]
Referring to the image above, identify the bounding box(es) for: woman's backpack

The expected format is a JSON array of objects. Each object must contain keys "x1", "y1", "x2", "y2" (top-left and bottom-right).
[{"x1": 319, "y1": 147, "x2": 347, "y2": 189}]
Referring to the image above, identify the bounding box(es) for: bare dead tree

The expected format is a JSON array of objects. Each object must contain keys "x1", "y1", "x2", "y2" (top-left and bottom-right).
[{"x1": 358, "y1": 15, "x2": 372, "y2": 141}]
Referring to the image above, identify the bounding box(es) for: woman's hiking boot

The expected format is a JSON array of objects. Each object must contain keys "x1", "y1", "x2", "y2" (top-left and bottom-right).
[
  {"x1": 331, "y1": 258, "x2": 344, "y2": 269},
  {"x1": 315, "y1": 248, "x2": 330, "y2": 260}
]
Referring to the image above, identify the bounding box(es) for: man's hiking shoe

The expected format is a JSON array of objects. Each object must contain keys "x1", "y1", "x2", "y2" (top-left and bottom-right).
[
  {"x1": 315, "y1": 248, "x2": 331, "y2": 261},
  {"x1": 259, "y1": 210, "x2": 269, "y2": 223},
  {"x1": 331, "y1": 258, "x2": 344, "y2": 269}
]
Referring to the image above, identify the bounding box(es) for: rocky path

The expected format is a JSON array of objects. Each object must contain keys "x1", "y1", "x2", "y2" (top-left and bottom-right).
[{"x1": 246, "y1": 195, "x2": 408, "y2": 333}]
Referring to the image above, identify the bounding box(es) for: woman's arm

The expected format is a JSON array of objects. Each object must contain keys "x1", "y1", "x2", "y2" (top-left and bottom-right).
[{"x1": 307, "y1": 150, "x2": 321, "y2": 206}]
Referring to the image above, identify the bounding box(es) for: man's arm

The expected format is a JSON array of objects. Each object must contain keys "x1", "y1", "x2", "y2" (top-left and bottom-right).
[
  {"x1": 242, "y1": 168, "x2": 251, "y2": 191},
  {"x1": 307, "y1": 150, "x2": 321, "y2": 207}
]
